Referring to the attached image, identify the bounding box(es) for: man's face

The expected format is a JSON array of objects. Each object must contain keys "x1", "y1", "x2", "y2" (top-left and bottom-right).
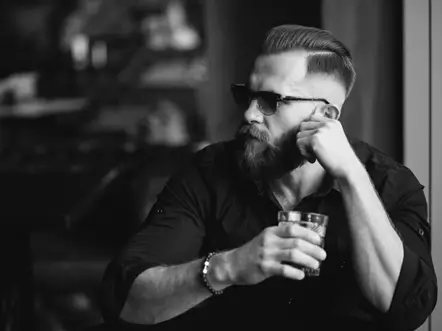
[{"x1": 235, "y1": 50, "x2": 346, "y2": 179}]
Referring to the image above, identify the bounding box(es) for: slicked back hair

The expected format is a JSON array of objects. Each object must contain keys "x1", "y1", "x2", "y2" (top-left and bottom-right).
[{"x1": 261, "y1": 25, "x2": 356, "y2": 97}]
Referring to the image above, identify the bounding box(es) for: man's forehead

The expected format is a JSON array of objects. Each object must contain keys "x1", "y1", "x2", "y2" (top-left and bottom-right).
[
  {"x1": 253, "y1": 51, "x2": 309, "y2": 80},
  {"x1": 250, "y1": 51, "x2": 312, "y2": 94},
  {"x1": 250, "y1": 50, "x2": 347, "y2": 105}
]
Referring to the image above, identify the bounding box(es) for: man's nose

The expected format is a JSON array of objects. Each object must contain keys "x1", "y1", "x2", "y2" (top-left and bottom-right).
[{"x1": 243, "y1": 100, "x2": 264, "y2": 124}]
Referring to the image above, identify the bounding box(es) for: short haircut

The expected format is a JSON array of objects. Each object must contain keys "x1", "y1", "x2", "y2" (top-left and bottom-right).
[{"x1": 261, "y1": 24, "x2": 356, "y2": 97}]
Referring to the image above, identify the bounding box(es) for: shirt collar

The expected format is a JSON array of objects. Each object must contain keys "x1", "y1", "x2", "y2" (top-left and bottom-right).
[{"x1": 253, "y1": 171, "x2": 340, "y2": 198}]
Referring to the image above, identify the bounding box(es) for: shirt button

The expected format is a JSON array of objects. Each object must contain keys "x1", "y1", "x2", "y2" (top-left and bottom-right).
[
  {"x1": 340, "y1": 261, "x2": 347, "y2": 268},
  {"x1": 156, "y1": 208, "x2": 164, "y2": 214},
  {"x1": 419, "y1": 229, "x2": 425, "y2": 236}
]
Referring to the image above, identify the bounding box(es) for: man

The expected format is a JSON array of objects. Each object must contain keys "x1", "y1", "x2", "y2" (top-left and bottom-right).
[{"x1": 100, "y1": 25, "x2": 437, "y2": 330}]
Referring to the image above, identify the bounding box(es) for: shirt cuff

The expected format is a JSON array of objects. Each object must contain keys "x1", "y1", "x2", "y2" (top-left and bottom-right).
[
  {"x1": 381, "y1": 244, "x2": 437, "y2": 330},
  {"x1": 100, "y1": 259, "x2": 160, "y2": 323}
]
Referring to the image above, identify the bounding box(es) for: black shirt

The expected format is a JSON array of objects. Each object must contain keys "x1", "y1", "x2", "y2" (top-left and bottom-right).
[{"x1": 101, "y1": 139, "x2": 437, "y2": 331}]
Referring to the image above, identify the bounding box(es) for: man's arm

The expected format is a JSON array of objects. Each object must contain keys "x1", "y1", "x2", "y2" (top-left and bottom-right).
[
  {"x1": 297, "y1": 114, "x2": 437, "y2": 329},
  {"x1": 337, "y1": 164, "x2": 403, "y2": 312},
  {"x1": 103, "y1": 210, "x2": 326, "y2": 326},
  {"x1": 338, "y1": 164, "x2": 437, "y2": 330},
  {"x1": 120, "y1": 255, "x2": 231, "y2": 324},
  {"x1": 298, "y1": 115, "x2": 404, "y2": 311},
  {"x1": 117, "y1": 222, "x2": 326, "y2": 324},
  {"x1": 99, "y1": 163, "x2": 212, "y2": 325}
]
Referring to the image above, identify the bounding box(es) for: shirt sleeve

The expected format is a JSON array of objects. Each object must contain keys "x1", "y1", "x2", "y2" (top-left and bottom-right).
[
  {"x1": 379, "y1": 165, "x2": 438, "y2": 330},
  {"x1": 99, "y1": 164, "x2": 210, "y2": 323}
]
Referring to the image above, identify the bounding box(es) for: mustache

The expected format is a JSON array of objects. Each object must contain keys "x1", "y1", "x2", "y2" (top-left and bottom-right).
[{"x1": 237, "y1": 124, "x2": 271, "y2": 143}]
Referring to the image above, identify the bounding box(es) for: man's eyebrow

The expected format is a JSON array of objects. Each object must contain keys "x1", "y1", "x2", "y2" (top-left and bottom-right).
[
  {"x1": 283, "y1": 89, "x2": 312, "y2": 98},
  {"x1": 286, "y1": 85, "x2": 311, "y2": 97}
]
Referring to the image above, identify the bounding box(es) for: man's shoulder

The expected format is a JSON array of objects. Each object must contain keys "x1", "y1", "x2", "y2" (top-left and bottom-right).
[
  {"x1": 168, "y1": 140, "x2": 238, "y2": 186},
  {"x1": 350, "y1": 138, "x2": 424, "y2": 200},
  {"x1": 350, "y1": 138, "x2": 401, "y2": 170},
  {"x1": 192, "y1": 140, "x2": 238, "y2": 170}
]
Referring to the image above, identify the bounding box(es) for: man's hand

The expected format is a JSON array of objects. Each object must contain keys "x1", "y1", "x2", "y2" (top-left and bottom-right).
[
  {"x1": 296, "y1": 110, "x2": 361, "y2": 179},
  {"x1": 223, "y1": 223, "x2": 327, "y2": 285}
]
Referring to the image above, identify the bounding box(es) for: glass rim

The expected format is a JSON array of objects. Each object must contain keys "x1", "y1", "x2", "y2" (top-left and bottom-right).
[{"x1": 277, "y1": 211, "x2": 329, "y2": 223}]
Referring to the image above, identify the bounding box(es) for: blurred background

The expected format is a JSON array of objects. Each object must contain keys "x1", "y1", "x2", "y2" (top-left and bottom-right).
[{"x1": 0, "y1": 0, "x2": 439, "y2": 330}]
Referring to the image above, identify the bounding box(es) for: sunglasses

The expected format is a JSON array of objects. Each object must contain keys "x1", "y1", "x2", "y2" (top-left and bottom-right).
[{"x1": 231, "y1": 84, "x2": 330, "y2": 116}]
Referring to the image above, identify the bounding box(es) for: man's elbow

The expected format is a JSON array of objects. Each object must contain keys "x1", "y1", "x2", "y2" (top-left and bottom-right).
[
  {"x1": 119, "y1": 297, "x2": 156, "y2": 325},
  {"x1": 100, "y1": 264, "x2": 156, "y2": 325},
  {"x1": 382, "y1": 280, "x2": 438, "y2": 331}
]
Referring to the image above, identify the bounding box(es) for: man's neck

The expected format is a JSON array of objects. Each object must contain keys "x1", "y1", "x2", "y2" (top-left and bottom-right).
[{"x1": 268, "y1": 161, "x2": 327, "y2": 209}]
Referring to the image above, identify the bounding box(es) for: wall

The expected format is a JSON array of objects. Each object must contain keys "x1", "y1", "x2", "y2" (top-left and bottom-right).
[
  {"x1": 322, "y1": 0, "x2": 403, "y2": 161},
  {"x1": 404, "y1": 1, "x2": 442, "y2": 331}
]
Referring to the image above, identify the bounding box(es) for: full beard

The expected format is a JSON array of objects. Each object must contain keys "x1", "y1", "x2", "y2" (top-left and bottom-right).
[{"x1": 235, "y1": 124, "x2": 306, "y2": 180}]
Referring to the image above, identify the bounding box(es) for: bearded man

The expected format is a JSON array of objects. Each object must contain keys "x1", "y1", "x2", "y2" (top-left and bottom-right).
[{"x1": 100, "y1": 25, "x2": 437, "y2": 331}]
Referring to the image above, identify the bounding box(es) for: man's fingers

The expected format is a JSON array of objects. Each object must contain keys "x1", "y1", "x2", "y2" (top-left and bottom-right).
[
  {"x1": 276, "y1": 238, "x2": 327, "y2": 261},
  {"x1": 309, "y1": 112, "x2": 336, "y2": 122},
  {"x1": 275, "y1": 223, "x2": 322, "y2": 245},
  {"x1": 277, "y1": 249, "x2": 321, "y2": 270},
  {"x1": 298, "y1": 121, "x2": 324, "y2": 132},
  {"x1": 296, "y1": 136, "x2": 316, "y2": 163},
  {"x1": 279, "y1": 263, "x2": 306, "y2": 280},
  {"x1": 296, "y1": 129, "x2": 317, "y2": 139},
  {"x1": 262, "y1": 260, "x2": 306, "y2": 280}
]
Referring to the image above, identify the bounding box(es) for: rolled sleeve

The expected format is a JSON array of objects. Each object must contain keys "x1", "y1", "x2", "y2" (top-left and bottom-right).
[
  {"x1": 379, "y1": 166, "x2": 438, "y2": 330},
  {"x1": 100, "y1": 165, "x2": 209, "y2": 323}
]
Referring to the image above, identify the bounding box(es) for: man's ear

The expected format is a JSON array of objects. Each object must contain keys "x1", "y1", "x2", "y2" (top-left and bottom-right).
[
  {"x1": 315, "y1": 104, "x2": 341, "y2": 120},
  {"x1": 327, "y1": 104, "x2": 341, "y2": 120}
]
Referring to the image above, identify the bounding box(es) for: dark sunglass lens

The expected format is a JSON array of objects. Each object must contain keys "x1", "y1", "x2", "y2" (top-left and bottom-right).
[
  {"x1": 257, "y1": 92, "x2": 277, "y2": 115},
  {"x1": 231, "y1": 85, "x2": 250, "y2": 108}
]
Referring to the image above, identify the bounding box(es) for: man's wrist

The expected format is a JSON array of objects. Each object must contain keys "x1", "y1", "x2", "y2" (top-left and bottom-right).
[
  {"x1": 205, "y1": 251, "x2": 235, "y2": 292},
  {"x1": 334, "y1": 154, "x2": 365, "y2": 180},
  {"x1": 336, "y1": 159, "x2": 370, "y2": 190}
]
